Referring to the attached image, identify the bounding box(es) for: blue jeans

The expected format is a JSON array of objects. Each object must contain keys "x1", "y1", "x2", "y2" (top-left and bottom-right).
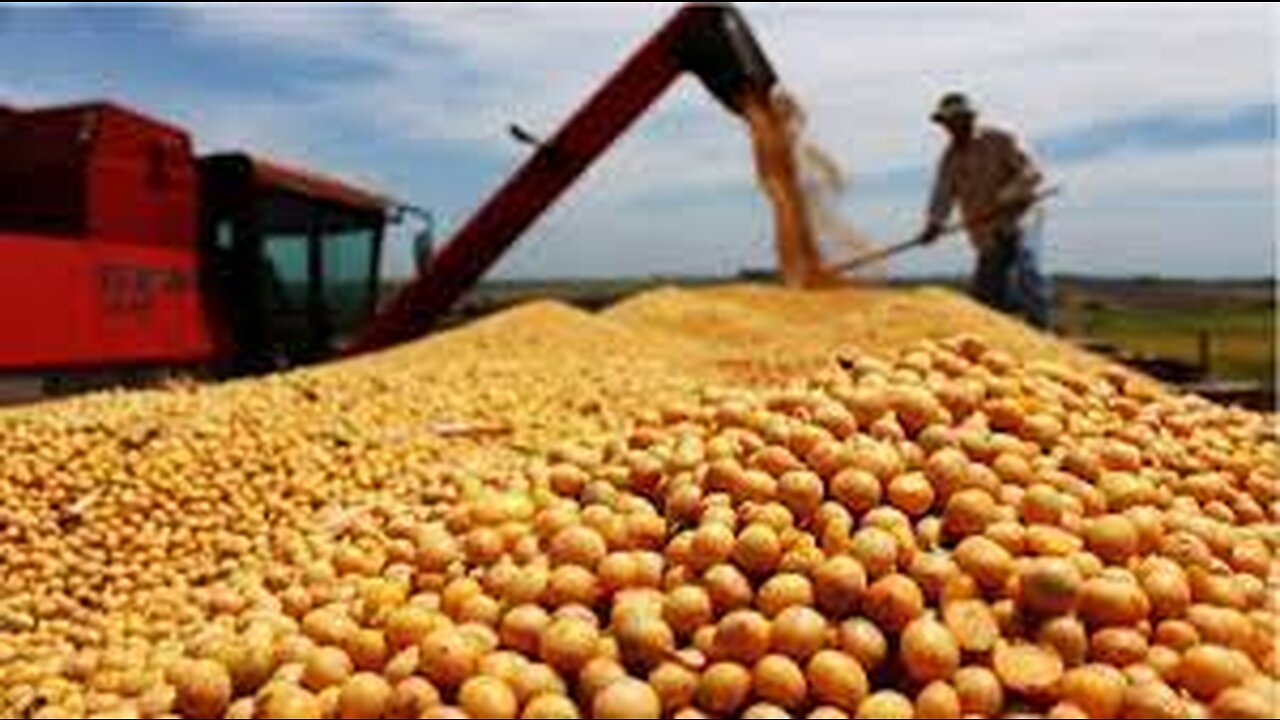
[{"x1": 973, "y1": 224, "x2": 1053, "y2": 329}]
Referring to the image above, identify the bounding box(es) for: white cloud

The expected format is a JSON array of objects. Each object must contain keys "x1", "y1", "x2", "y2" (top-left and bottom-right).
[
  {"x1": 166, "y1": 3, "x2": 1276, "y2": 278},
  {"x1": 174, "y1": 2, "x2": 381, "y2": 52},
  {"x1": 173, "y1": 3, "x2": 1274, "y2": 162},
  {"x1": 1044, "y1": 144, "x2": 1275, "y2": 277},
  {"x1": 1063, "y1": 143, "x2": 1273, "y2": 201},
  {"x1": 745, "y1": 3, "x2": 1273, "y2": 170}
]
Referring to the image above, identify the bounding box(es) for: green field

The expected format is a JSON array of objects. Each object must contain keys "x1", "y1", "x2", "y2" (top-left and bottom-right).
[
  {"x1": 1064, "y1": 303, "x2": 1274, "y2": 384},
  {"x1": 1055, "y1": 278, "x2": 1275, "y2": 388}
]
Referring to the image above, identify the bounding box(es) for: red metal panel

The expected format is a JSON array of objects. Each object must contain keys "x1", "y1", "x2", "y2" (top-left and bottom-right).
[
  {"x1": 0, "y1": 233, "x2": 223, "y2": 371},
  {"x1": 0, "y1": 102, "x2": 198, "y2": 248},
  {"x1": 91, "y1": 242, "x2": 221, "y2": 364},
  {"x1": 0, "y1": 105, "x2": 91, "y2": 237},
  {"x1": 0, "y1": 236, "x2": 83, "y2": 367},
  {"x1": 88, "y1": 105, "x2": 198, "y2": 248},
  {"x1": 249, "y1": 156, "x2": 389, "y2": 213}
]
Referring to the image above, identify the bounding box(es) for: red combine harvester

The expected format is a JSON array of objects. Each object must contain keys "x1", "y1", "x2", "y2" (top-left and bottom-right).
[
  {"x1": 0, "y1": 103, "x2": 411, "y2": 386},
  {"x1": 0, "y1": 3, "x2": 785, "y2": 393}
]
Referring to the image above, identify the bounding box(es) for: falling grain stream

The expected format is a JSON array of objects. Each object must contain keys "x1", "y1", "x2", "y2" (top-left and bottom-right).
[{"x1": 742, "y1": 91, "x2": 885, "y2": 288}]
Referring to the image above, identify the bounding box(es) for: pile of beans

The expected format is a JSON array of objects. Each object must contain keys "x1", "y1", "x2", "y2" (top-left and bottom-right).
[{"x1": 0, "y1": 292, "x2": 1276, "y2": 717}]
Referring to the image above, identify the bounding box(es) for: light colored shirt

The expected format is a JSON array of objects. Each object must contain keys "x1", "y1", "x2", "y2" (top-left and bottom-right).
[{"x1": 928, "y1": 125, "x2": 1043, "y2": 251}]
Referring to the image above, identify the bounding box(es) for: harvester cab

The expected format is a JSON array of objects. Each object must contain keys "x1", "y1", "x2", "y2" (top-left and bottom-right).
[
  {"x1": 0, "y1": 103, "x2": 424, "y2": 384},
  {"x1": 197, "y1": 154, "x2": 395, "y2": 372}
]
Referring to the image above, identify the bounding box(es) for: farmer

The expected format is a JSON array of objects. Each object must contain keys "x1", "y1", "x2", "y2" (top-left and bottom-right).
[{"x1": 918, "y1": 92, "x2": 1053, "y2": 328}]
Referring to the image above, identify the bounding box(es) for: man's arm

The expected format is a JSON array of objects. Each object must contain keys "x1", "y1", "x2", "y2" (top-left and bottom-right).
[
  {"x1": 920, "y1": 153, "x2": 955, "y2": 243},
  {"x1": 995, "y1": 131, "x2": 1043, "y2": 209}
]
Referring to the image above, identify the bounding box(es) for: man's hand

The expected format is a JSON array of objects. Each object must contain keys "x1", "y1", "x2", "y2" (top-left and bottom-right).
[{"x1": 916, "y1": 221, "x2": 945, "y2": 245}]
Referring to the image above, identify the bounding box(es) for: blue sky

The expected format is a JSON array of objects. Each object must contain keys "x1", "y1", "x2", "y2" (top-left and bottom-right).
[{"x1": 2, "y1": 2, "x2": 1275, "y2": 279}]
